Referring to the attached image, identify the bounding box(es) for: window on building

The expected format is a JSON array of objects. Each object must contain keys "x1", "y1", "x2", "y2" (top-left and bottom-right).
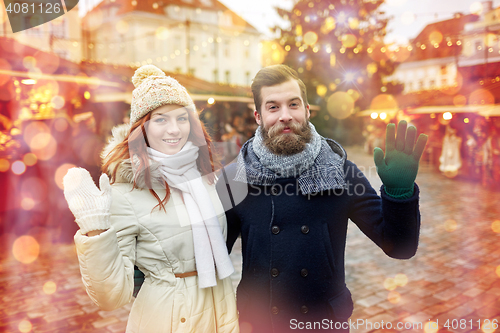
[
  {"x1": 440, "y1": 65, "x2": 447, "y2": 75},
  {"x1": 213, "y1": 69, "x2": 218, "y2": 82},
  {"x1": 148, "y1": 36, "x2": 155, "y2": 50},
  {"x1": 224, "y1": 40, "x2": 230, "y2": 57},
  {"x1": 211, "y1": 39, "x2": 218, "y2": 57},
  {"x1": 246, "y1": 71, "x2": 251, "y2": 86},
  {"x1": 188, "y1": 68, "x2": 195, "y2": 76},
  {"x1": 245, "y1": 46, "x2": 250, "y2": 58},
  {"x1": 25, "y1": 16, "x2": 43, "y2": 36},
  {"x1": 189, "y1": 37, "x2": 195, "y2": 51},
  {"x1": 174, "y1": 36, "x2": 182, "y2": 55},
  {"x1": 55, "y1": 50, "x2": 69, "y2": 60},
  {"x1": 175, "y1": 67, "x2": 182, "y2": 73},
  {"x1": 429, "y1": 79, "x2": 435, "y2": 88},
  {"x1": 225, "y1": 70, "x2": 230, "y2": 84},
  {"x1": 50, "y1": 18, "x2": 67, "y2": 38},
  {"x1": 441, "y1": 78, "x2": 447, "y2": 86},
  {"x1": 418, "y1": 81, "x2": 424, "y2": 90}
]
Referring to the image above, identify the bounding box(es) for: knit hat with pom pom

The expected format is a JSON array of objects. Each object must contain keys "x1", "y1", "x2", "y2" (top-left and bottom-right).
[{"x1": 130, "y1": 65, "x2": 194, "y2": 124}]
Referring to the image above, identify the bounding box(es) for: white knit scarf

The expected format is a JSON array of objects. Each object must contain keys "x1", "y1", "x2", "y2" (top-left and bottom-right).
[{"x1": 147, "y1": 142, "x2": 234, "y2": 288}]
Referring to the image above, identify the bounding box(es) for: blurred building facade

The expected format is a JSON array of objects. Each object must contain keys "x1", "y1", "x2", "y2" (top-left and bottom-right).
[
  {"x1": 0, "y1": 4, "x2": 82, "y2": 63},
  {"x1": 81, "y1": 0, "x2": 262, "y2": 86},
  {"x1": 386, "y1": 13, "x2": 479, "y2": 94}
]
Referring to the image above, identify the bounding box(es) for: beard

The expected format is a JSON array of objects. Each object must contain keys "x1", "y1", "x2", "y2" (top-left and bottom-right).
[{"x1": 262, "y1": 120, "x2": 312, "y2": 156}]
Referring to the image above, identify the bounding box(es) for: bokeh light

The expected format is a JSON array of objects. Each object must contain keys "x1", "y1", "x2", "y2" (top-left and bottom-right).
[
  {"x1": 469, "y1": 89, "x2": 495, "y2": 105},
  {"x1": 43, "y1": 281, "x2": 57, "y2": 295},
  {"x1": 384, "y1": 277, "x2": 397, "y2": 291},
  {"x1": 348, "y1": 17, "x2": 359, "y2": 30},
  {"x1": 53, "y1": 117, "x2": 69, "y2": 132},
  {"x1": 443, "y1": 112, "x2": 453, "y2": 120},
  {"x1": 18, "y1": 320, "x2": 32, "y2": 333},
  {"x1": 23, "y1": 153, "x2": 38, "y2": 166},
  {"x1": 116, "y1": 20, "x2": 129, "y2": 34},
  {"x1": 341, "y1": 34, "x2": 357, "y2": 48},
  {"x1": 395, "y1": 273, "x2": 408, "y2": 286},
  {"x1": 12, "y1": 235, "x2": 40, "y2": 264},
  {"x1": 429, "y1": 31, "x2": 443, "y2": 45},
  {"x1": 379, "y1": 112, "x2": 387, "y2": 120},
  {"x1": 453, "y1": 94, "x2": 467, "y2": 107},
  {"x1": 51, "y1": 95, "x2": 65, "y2": 109},
  {"x1": 21, "y1": 177, "x2": 47, "y2": 205},
  {"x1": 492, "y1": 220, "x2": 500, "y2": 233},
  {"x1": 444, "y1": 219, "x2": 457, "y2": 232},
  {"x1": 367, "y1": 63, "x2": 378, "y2": 75},
  {"x1": 371, "y1": 112, "x2": 378, "y2": 119},
  {"x1": 55, "y1": 163, "x2": 76, "y2": 190},
  {"x1": 387, "y1": 291, "x2": 401, "y2": 304},
  {"x1": 156, "y1": 26, "x2": 169, "y2": 40},
  {"x1": 321, "y1": 17, "x2": 335, "y2": 34},
  {"x1": 316, "y1": 85, "x2": 327, "y2": 97},
  {"x1": 240, "y1": 321, "x2": 253, "y2": 333},
  {"x1": 370, "y1": 94, "x2": 398, "y2": 110},
  {"x1": 11, "y1": 161, "x2": 26, "y2": 175},
  {"x1": 33, "y1": 51, "x2": 60, "y2": 74},
  {"x1": 327, "y1": 92, "x2": 354, "y2": 119},
  {"x1": 347, "y1": 89, "x2": 360, "y2": 102},
  {"x1": 424, "y1": 321, "x2": 439, "y2": 333},
  {"x1": 261, "y1": 41, "x2": 286, "y2": 66},
  {"x1": 482, "y1": 323, "x2": 496, "y2": 333},
  {"x1": 496, "y1": 265, "x2": 500, "y2": 278},
  {"x1": 304, "y1": 31, "x2": 318, "y2": 46},
  {"x1": 21, "y1": 198, "x2": 35, "y2": 211},
  {"x1": 0, "y1": 158, "x2": 9, "y2": 172}
]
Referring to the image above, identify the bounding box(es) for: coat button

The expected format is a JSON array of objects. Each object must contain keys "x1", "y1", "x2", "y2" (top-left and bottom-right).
[
  {"x1": 271, "y1": 185, "x2": 280, "y2": 196},
  {"x1": 180, "y1": 318, "x2": 186, "y2": 323},
  {"x1": 271, "y1": 268, "x2": 279, "y2": 277},
  {"x1": 301, "y1": 305, "x2": 309, "y2": 314},
  {"x1": 300, "y1": 268, "x2": 308, "y2": 277},
  {"x1": 271, "y1": 225, "x2": 280, "y2": 234},
  {"x1": 301, "y1": 225, "x2": 309, "y2": 234},
  {"x1": 271, "y1": 306, "x2": 279, "y2": 315}
]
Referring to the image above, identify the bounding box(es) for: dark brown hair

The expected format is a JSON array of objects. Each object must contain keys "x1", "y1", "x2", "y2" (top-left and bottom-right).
[
  {"x1": 251, "y1": 64, "x2": 308, "y2": 114},
  {"x1": 102, "y1": 107, "x2": 219, "y2": 211}
]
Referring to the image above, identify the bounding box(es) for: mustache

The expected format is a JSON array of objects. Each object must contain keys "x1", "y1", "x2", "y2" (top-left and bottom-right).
[{"x1": 266, "y1": 121, "x2": 308, "y2": 138}]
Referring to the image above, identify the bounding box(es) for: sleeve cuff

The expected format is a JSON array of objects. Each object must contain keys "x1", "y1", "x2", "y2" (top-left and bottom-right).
[{"x1": 383, "y1": 185, "x2": 414, "y2": 199}]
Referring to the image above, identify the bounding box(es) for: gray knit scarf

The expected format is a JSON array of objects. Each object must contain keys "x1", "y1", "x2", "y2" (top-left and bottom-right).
[
  {"x1": 252, "y1": 122, "x2": 322, "y2": 178},
  {"x1": 234, "y1": 122, "x2": 348, "y2": 194}
]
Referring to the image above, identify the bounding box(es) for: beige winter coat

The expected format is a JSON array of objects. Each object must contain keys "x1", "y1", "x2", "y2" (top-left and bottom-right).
[{"x1": 73, "y1": 124, "x2": 239, "y2": 333}]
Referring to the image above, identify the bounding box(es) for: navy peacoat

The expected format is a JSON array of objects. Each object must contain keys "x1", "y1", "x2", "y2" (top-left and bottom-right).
[{"x1": 216, "y1": 142, "x2": 421, "y2": 333}]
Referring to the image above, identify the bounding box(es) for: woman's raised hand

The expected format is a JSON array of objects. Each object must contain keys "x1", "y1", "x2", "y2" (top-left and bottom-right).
[{"x1": 63, "y1": 168, "x2": 112, "y2": 235}]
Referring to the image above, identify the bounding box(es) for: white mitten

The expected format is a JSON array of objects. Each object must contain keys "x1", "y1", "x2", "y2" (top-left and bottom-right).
[{"x1": 63, "y1": 168, "x2": 112, "y2": 235}]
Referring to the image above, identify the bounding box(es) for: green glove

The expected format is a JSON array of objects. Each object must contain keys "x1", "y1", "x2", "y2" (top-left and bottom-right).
[{"x1": 374, "y1": 120, "x2": 428, "y2": 199}]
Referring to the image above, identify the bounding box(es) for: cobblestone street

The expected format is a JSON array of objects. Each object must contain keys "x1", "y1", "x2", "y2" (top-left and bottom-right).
[{"x1": 1, "y1": 146, "x2": 499, "y2": 333}]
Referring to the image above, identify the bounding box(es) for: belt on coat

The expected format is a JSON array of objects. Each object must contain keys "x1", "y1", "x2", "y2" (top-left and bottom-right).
[{"x1": 174, "y1": 271, "x2": 198, "y2": 278}]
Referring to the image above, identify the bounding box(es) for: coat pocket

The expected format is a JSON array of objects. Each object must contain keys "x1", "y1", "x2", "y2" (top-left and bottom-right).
[{"x1": 328, "y1": 287, "x2": 354, "y2": 321}]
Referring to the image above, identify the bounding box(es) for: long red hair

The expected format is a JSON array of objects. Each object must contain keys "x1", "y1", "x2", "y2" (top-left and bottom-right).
[{"x1": 102, "y1": 106, "x2": 220, "y2": 211}]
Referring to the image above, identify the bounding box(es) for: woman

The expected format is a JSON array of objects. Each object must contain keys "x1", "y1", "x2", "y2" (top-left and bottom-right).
[{"x1": 63, "y1": 65, "x2": 239, "y2": 333}]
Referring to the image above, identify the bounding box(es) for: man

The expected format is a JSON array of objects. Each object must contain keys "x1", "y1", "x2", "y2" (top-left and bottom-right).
[{"x1": 216, "y1": 64, "x2": 427, "y2": 333}]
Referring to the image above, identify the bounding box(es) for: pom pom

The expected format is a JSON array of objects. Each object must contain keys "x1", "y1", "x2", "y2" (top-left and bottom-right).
[{"x1": 132, "y1": 65, "x2": 165, "y2": 88}]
